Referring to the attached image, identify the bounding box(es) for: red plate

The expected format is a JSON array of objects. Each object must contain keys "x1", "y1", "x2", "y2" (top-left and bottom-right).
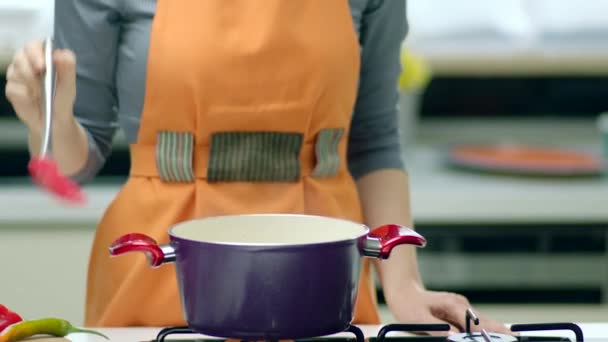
[{"x1": 447, "y1": 143, "x2": 603, "y2": 176}]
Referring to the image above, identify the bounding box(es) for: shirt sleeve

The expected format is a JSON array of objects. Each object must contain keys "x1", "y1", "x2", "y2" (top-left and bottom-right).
[
  {"x1": 347, "y1": 0, "x2": 408, "y2": 179},
  {"x1": 53, "y1": 0, "x2": 121, "y2": 183}
]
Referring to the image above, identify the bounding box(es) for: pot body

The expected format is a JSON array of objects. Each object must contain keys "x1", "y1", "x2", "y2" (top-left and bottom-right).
[
  {"x1": 109, "y1": 214, "x2": 426, "y2": 340},
  {"x1": 171, "y1": 234, "x2": 362, "y2": 340}
]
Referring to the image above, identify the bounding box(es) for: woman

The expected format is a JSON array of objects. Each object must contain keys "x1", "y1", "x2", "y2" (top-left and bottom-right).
[{"x1": 5, "y1": 0, "x2": 509, "y2": 336}]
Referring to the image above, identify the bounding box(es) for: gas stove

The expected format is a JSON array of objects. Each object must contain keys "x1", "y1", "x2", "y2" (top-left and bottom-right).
[{"x1": 153, "y1": 308, "x2": 585, "y2": 342}]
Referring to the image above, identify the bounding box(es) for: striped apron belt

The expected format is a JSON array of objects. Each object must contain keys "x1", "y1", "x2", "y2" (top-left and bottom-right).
[{"x1": 129, "y1": 128, "x2": 345, "y2": 183}]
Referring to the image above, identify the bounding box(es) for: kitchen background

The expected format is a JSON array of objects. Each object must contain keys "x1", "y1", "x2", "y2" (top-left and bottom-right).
[{"x1": 1, "y1": 0, "x2": 607, "y2": 327}]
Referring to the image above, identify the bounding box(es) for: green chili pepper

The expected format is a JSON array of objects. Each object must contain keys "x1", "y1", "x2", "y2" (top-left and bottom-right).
[
  {"x1": 0, "y1": 317, "x2": 109, "y2": 342},
  {"x1": 0, "y1": 305, "x2": 23, "y2": 333}
]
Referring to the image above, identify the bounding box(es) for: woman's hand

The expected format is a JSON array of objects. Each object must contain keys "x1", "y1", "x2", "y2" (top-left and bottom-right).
[
  {"x1": 385, "y1": 282, "x2": 513, "y2": 336},
  {"x1": 5, "y1": 40, "x2": 89, "y2": 177},
  {"x1": 355, "y1": 169, "x2": 512, "y2": 336},
  {"x1": 5, "y1": 40, "x2": 77, "y2": 135}
]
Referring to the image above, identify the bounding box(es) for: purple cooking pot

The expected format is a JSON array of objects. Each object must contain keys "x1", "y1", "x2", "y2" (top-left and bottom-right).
[{"x1": 109, "y1": 214, "x2": 426, "y2": 340}]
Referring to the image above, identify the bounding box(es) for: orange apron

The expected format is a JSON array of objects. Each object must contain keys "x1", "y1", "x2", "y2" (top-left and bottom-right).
[{"x1": 84, "y1": 0, "x2": 381, "y2": 329}]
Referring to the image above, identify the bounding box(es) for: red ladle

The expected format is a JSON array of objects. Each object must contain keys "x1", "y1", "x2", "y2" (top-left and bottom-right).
[{"x1": 28, "y1": 37, "x2": 86, "y2": 204}]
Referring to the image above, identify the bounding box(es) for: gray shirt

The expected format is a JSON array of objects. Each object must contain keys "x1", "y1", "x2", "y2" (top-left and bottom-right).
[{"x1": 54, "y1": 0, "x2": 408, "y2": 183}]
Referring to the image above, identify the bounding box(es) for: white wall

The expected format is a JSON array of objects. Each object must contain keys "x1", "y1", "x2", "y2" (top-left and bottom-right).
[
  {"x1": 0, "y1": 223, "x2": 94, "y2": 325},
  {"x1": 406, "y1": 0, "x2": 608, "y2": 43},
  {"x1": 0, "y1": 0, "x2": 53, "y2": 66}
]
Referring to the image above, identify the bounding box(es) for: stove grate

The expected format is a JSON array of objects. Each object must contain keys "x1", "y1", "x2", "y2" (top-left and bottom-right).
[
  {"x1": 153, "y1": 308, "x2": 584, "y2": 342},
  {"x1": 155, "y1": 324, "x2": 365, "y2": 342}
]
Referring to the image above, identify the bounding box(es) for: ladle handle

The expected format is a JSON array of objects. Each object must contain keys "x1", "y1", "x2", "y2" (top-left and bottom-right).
[{"x1": 40, "y1": 37, "x2": 54, "y2": 156}]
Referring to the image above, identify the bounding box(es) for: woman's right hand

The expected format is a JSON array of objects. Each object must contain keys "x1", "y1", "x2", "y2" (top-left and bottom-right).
[{"x1": 4, "y1": 39, "x2": 78, "y2": 134}]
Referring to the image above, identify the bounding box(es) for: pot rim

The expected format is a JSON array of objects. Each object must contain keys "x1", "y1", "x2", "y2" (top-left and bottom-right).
[{"x1": 167, "y1": 213, "x2": 371, "y2": 248}]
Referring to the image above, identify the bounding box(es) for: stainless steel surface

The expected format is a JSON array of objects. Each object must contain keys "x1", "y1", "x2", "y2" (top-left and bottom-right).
[
  {"x1": 467, "y1": 308, "x2": 480, "y2": 332},
  {"x1": 480, "y1": 329, "x2": 492, "y2": 342},
  {"x1": 160, "y1": 244, "x2": 176, "y2": 263},
  {"x1": 39, "y1": 37, "x2": 53, "y2": 156},
  {"x1": 361, "y1": 237, "x2": 382, "y2": 258}
]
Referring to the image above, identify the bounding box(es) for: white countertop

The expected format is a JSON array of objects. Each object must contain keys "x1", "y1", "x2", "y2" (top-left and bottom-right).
[
  {"x1": 43, "y1": 323, "x2": 608, "y2": 341},
  {"x1": 408, "y1": 118, "x2": 608, "y2": 224},
  {"x1": 2, "y1": 152, "x2": 607, "y2": 226}
]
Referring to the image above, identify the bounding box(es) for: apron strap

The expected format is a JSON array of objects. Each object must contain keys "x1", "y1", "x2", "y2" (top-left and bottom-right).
[
  {"x1": 311, "y1": 128, "x2": 345, "y2": 178},
  {"x1": 155, "y1": 131, "x2": 196, "y2": 182},
  {"x1": 207, "y1": 131, "x2": 304, "y2": 182}
]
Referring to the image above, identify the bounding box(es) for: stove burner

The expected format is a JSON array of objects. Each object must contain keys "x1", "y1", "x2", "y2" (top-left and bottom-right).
[
  {"x1": 447, "y1": 332, "x2": 516, "y2": 342},
  {"x1": 375, "y1": 308, "x2": 584, "y2": 342},
  {"x1": 375, "y1": 322, "x2": 517, "y2": 342},
  {"x1": 447, "y1": 308, "x2": 517, "y2": 341},
  {"x1": 155, "y1": 324, "x2": 365, "y2": 342}
]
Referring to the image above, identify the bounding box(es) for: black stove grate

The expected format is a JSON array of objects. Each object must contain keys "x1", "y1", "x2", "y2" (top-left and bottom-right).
[
  {"x1": 510, "y1": 323, "x2": 584, "y2": 342},
  {"x1": 155, "y1": 324, "x2": 365, "y2": 342},
  {"x1": 153, "y1": 308, "x2": 584, "y2": 342}
]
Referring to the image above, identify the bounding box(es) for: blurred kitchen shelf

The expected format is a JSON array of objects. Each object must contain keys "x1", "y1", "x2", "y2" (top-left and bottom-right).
[
  {"x1": 415, "y1": 116, "x2": 604, "y2": 147},
  {"x1": 1, "y1": 116, "x2": 607, "y2": 225},
  {"x1": 407, "y1": 40, "x2": 608, "y2": 76},
  {"x1": 409, "y1": 117, "x2": 608, "y2": 225}
]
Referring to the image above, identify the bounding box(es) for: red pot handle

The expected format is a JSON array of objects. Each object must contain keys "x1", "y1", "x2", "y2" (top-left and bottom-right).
[
  {"x1": 367, "y1": 224, "x2": 426, "y2": 259},
  {"x1": 109, "y1": 233, "x2": 166, "y2": 267}
]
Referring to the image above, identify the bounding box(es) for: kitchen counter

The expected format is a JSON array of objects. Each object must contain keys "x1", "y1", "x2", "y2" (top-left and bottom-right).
[
  {"x1": 2, "y1": 155, "x2": 607, "y2": 226},
  {"x1": 26, "y1": 323, "x2": 608, "y2": 341},
  {"x1": 0, "y1": 118, "x2": 607, "y2": 225}
]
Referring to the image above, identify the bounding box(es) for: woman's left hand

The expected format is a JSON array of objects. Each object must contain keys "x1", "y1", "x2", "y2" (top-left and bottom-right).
[
  {"x1": 385, "y1": 283, "x2": 513, "y2": 337},
  {"x1": 354, "y1": 169, "x2": 513, "y2": 336}
]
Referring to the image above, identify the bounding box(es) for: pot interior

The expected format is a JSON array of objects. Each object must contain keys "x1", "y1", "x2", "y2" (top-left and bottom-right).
[{"x1": 169, "y1": 214, "x2": 368, "y2": 245}]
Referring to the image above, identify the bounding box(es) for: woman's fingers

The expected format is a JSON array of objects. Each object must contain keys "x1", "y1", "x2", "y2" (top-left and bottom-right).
[
  {"x1": 52, "y1": 49, "x2": 78, "y2": 115},
  {"x1": 5, "y1": 41, "x2": 47, "y2": 130},
  {"x1": 417, "y1": 314, "x2": 460, "y2": 336},
  {"x1": 5, "y1": 79, "x2": 34, "y2": 102},
  {"x1": 5, "y1": 81, "x2": 39, "y2": 127},
  {"x1": 11, "y1": 47, "x2": 42, "y2": 100},
  {"x1": 23, "y1": 40, "x2": 45, "y2": 73}
]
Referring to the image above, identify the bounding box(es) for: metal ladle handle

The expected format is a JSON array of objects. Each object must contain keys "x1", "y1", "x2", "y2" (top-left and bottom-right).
[{"x1": 40, "y1": 37, "x2": 54, "y2": 156}]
